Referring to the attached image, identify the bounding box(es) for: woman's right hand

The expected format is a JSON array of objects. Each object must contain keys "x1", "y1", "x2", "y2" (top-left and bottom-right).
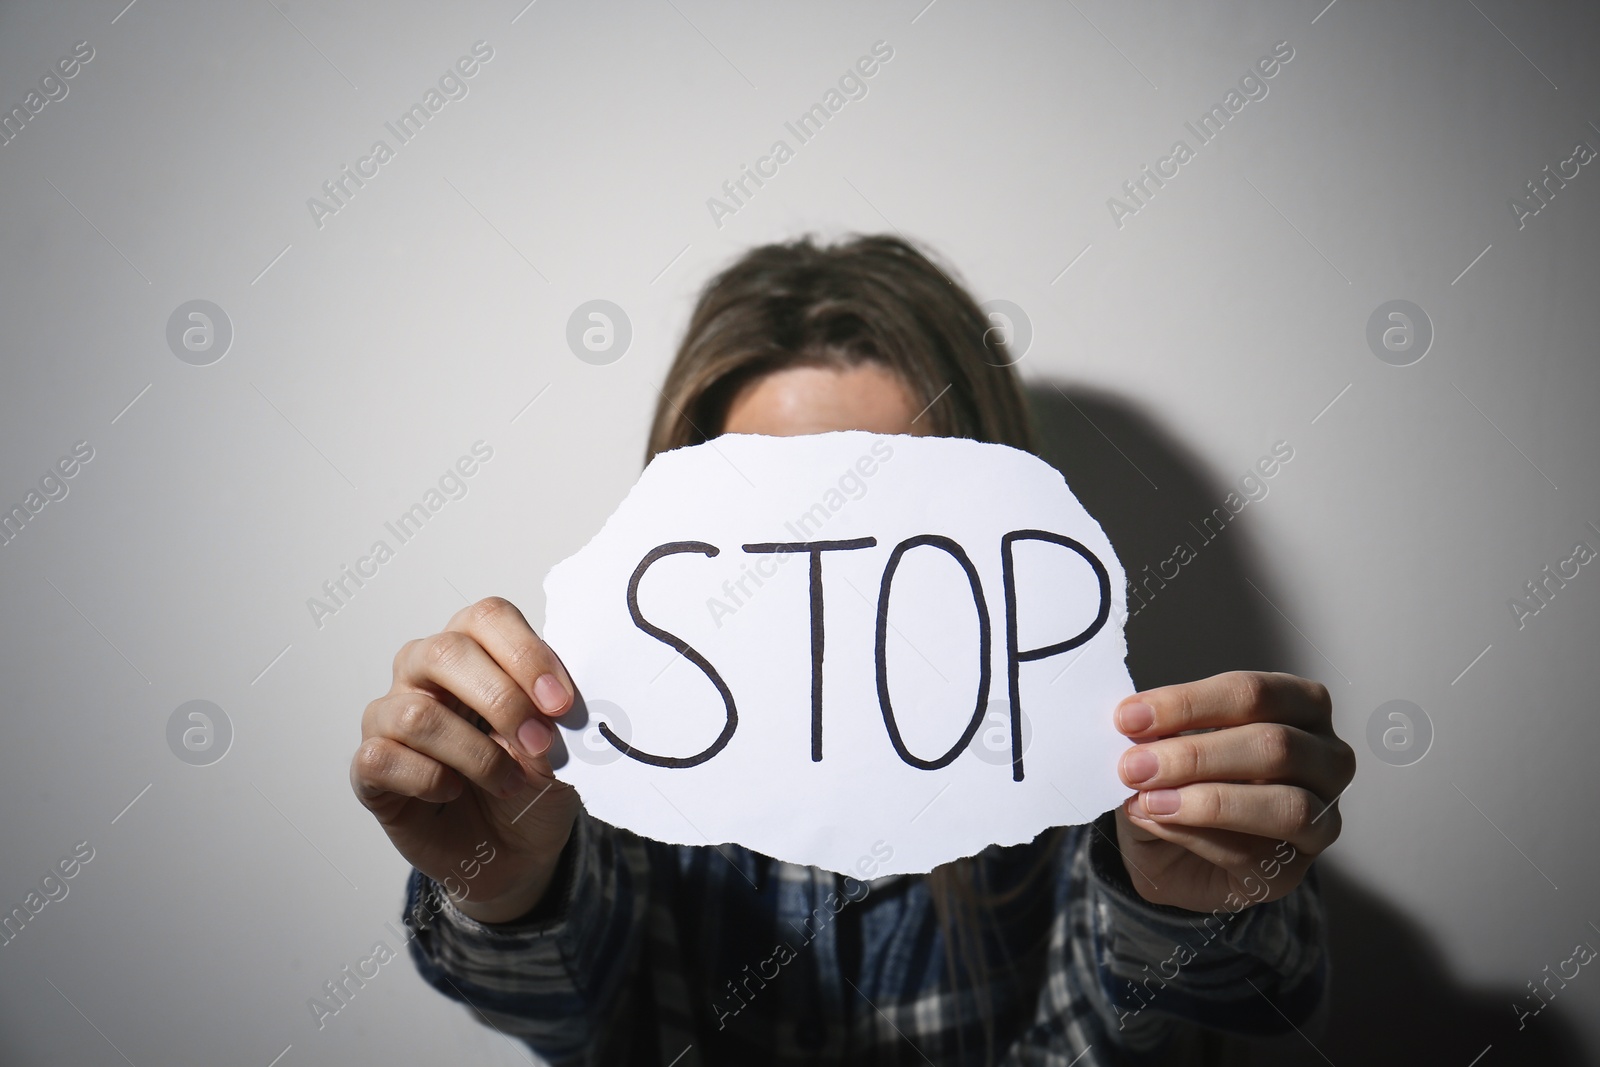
[{"x1": 351, "y1": 597, "x2": 582, "y2": 924}]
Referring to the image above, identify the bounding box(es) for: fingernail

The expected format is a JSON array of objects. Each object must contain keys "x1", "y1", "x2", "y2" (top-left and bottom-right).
[
  {"x1": 1121, "y1": 748, "x2": 1159, "y2": 786},
  {"x1": 517, "y1": 717, "x2": 550, "y2": 757},
  {"x1": 1143, "y1": 789, "x2": 1181, "y2": 815},
  {"x1": 1117, "y1": 701, "x2": 1154, "y2": 734},
  {"x1": 501, "y1": 765, "x2": 527, "y2": 797},
  {"x1": 532, "y1": 673, "x2": 569, "y2": 715}
]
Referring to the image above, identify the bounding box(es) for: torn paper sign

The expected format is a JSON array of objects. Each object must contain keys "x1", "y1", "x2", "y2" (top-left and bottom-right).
[{"x1": 541, "y1": 431, "x2": 1134, "y2": 877}]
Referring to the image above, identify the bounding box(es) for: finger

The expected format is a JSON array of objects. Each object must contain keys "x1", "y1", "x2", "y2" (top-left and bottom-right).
[
  {"x1": 1118, "y1": 721, "x2": 1353, "y2": 801},
  {"x1": 369, "y1": 693, "x2": 533, "y2": 800},
  {"x1": 1127, "y1": 781, "x2": 1341, "y2": 854},
  {"x1": 351, "y1": 736, "x2": 464, "y2": 808},
  {"x1": 445, "y1": 597, "x2": 574, "y2": 718},
  {"x1": 1115, "y1": 671, "x2": 1333, "y2": 739},
  {"x1": 392, "y1": 629, "x2": 554, "y2": 760},
  {"x1": 1118, "y1": 806, "x2": 1312, "y2": 902}
]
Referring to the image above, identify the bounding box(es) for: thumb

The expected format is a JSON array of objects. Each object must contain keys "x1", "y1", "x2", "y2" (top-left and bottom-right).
[{"x1": 480, "y1": 728, "x2": 570, "y2": 822}]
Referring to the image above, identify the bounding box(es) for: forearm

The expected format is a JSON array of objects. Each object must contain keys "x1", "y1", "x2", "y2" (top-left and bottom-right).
[
  {"x1": 1083, "y1": 812, "x2": 1327, "y2": 1036},
  {"x1": 403, "y1": 809, "x2": 651, "y2": 1063}
]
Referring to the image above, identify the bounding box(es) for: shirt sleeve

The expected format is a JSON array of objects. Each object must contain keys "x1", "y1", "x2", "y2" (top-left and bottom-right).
[
  {"x1": 1078, "y1": 808, "x2": 1329, "y2": 1048},
  {"x1": 401, "y1": 808, "x2": 653, "y2": 1066}
]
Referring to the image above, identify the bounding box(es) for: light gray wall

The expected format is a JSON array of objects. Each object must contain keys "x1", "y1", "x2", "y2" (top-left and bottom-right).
[{"x1": 1, "y1": 1, "x2": 1596, "y2": 1063}]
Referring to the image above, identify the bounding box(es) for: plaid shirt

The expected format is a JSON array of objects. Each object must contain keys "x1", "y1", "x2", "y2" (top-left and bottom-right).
[{"x1": 403, "y1": 808, "x2": 1326, "y2": 1065}]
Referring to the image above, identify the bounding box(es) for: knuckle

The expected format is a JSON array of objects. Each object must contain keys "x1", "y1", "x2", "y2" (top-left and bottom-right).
[
  {"x1": 504, "y1": 638, "x2": 543, "y2": 675},
  {"x1": 360, "y1": 696, "x2": 386, "y2": 736},
  {"x1": 1194, "y1": 785, "x2": 1226, "y2": 824},
  {"x1": 392, "y1": 638, "x2": 419, "y2": 677},
  {"x1": 1334, "y1": 737, "x2": 1358, "y2": 782},
  {"x1": 1230, "y1": 671, "x2": 1268, "y2": 712},
  {"x1": 479, "y1": 681, "x2": 524, "y2": 723},
  {"x1": 353, "y1": 737, "x2": 395, "y2": 782},
  {"x1": 1281, "y1": 788, "x2": 1314, "y2": 831},
  {"x1": 1255, "y1": 722, "x2": 1295, "y2": 771},
  {"x1": 471, "y1": 596, "x2": 515, "y2": 626},
  {"x1": 394, "y1": 699, "x2": 440, "y2": 741},
  {"x1": 1170, "y1": 687, "x2": 1201, "y2": 731},
  {"x1": 422, "y1": 760, "x2": 453, "y2": 796},
  {"x1": 467, "y1": 737, "x2": 504, "y2": 782},
  {"x1": 426, "y1": 630, "x2": 470, "y2": 667},
  {"x1": 1170, "y1": 736, "x2": 1205, "y2": 781}
]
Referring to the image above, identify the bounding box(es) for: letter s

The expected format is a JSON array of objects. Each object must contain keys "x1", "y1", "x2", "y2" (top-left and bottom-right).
[
  {"x1": 1272, "y1": 40, "x2": 1294, "y2": 62},
  {"x1": 871, "y1": 39, "x2": 894, "y2": 61},
  {"x1": 605, "y1": 542, "x2": 738, "y2": 768},
  {"x1": 1271, "y1": 439, "x2": 1294, "y2": 462},
  {"x1": 72, "y1": 41, "x2": 95, "y2": 62},
  {"x1": 72, "y1": 440, "x2": 94, "y2": 463},
  {"x1": 871, "y1": 839, "x2": 893, "y2": 862},
  {"x1": 870, "y1": 440, "x2": 893, "y2": 462},
  {"x1": 72, "y1": 840, "x2": 95, "y2": 864},
  {"x1": 470, "y1": 439, "x2": 493, "y2": 462},
  {"x1": 471, "y1": 40, "x2": 494, "y2": 62}
]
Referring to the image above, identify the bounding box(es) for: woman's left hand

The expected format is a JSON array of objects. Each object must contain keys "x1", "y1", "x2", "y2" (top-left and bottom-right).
[{"x1": 1111, "y1": 671, "x2": 1355, "y2": 912}]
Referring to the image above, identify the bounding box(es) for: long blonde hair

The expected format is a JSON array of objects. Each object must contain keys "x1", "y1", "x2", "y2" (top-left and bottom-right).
[{"x1": 646, "y1": 233, "x2": 1054, "y2": 1058}]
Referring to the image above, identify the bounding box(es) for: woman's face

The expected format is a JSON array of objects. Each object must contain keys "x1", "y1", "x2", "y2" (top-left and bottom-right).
[{"x1": 721, "y1": 362, "x2": 926, "y2": 437}]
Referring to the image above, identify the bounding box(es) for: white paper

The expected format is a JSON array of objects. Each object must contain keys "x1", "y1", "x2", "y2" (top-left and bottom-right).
[{"x1": 541, "y1": 431, "x2": 1134, "y2": 877}]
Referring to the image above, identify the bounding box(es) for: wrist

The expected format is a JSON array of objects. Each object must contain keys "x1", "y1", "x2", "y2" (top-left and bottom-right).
[
  {"x1": 1091, "y1": 808, "x2": 1207, "y2": 916},
  {"x1": 452, "y1": 858, "x2": 559, "y2": 925},
  {"x1": 451, "y1": 819, "x2": 582, "y2": 926}
]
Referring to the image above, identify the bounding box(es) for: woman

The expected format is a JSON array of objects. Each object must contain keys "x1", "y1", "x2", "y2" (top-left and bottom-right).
[{"x1": 351, "y1": 234, "x2": 1355, "y2": 1064}]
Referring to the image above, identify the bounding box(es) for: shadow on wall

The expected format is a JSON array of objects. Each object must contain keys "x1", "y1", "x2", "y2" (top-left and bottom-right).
[
  {"x1": 1024, "y1": 384, "x2": 1592, "y2": 1067},
  {"x1": 1024, "y1": 382, "x2": 1289, "y2": 688}
]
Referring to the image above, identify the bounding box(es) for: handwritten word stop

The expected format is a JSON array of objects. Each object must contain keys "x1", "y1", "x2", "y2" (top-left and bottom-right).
[{"x1": 542, "y1": 432, "x2": 1134, "y2": 876}]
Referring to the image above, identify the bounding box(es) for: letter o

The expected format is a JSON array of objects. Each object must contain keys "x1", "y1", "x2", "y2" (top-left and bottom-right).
[{"x1": 874, "y1": 535, "x2": 992, "y2": 770}]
